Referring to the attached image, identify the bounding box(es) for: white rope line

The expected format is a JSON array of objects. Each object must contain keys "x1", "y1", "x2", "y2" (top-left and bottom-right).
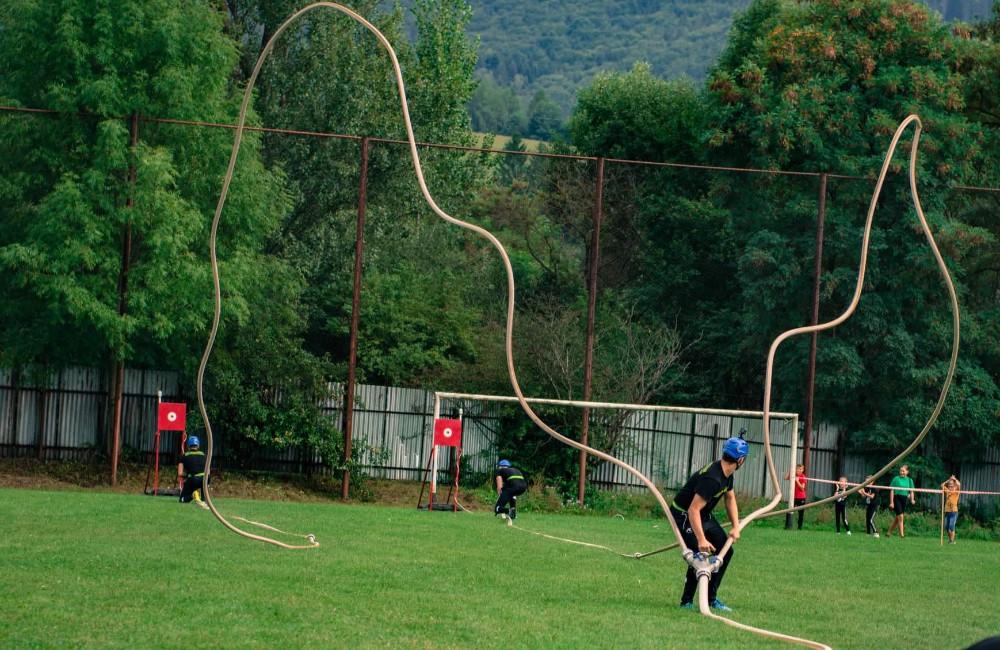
[
  {"x1": 803, "y1": 476, "x2": 999, "y2": 496},
  {"x1": 510, "y1": 521, "x2": 643, "y2": 558},
  {"x1": 233, "y1": 516, "x2": 317, "y2": 543}
]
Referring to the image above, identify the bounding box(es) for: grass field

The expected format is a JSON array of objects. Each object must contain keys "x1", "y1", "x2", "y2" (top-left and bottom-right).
[{"x1": 2, "y1": 488, "x2": 998, "y2": 649}]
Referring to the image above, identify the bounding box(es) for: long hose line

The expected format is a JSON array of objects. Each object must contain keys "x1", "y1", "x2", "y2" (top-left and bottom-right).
[
  {"x1": 198, "y1": 5, "x2": 959, "y2": 648},
  {"x1": 197, "y1": 2, "x2": 688, "y2": 555},
  {"x1": 696, "y1": 115, "x2": 959, "y2": 648}
]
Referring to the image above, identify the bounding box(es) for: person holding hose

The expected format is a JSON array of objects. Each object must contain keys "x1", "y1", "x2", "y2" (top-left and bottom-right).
[{"x1": 671, "y1": 434, "x2": 749, "y2": 612}]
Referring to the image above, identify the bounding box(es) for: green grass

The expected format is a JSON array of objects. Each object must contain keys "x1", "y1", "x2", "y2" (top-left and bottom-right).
[{"x1": 2, "y1": 489, "x2": 998, "y2": 649}]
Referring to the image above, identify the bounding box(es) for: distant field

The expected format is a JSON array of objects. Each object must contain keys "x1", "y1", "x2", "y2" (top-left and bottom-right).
[
  {"x1": 475, "y1": 132, "x2": 544, "y2": 152},
  {"x1": 2, "y1": 488, "x2": 997, "y2": 649}
]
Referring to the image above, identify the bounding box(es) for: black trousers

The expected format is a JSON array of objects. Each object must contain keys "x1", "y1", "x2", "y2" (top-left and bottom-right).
[
  {"x1": 672, "y1": 509, "x2": 733, "y2": 605},
  {"x1": 179, "y1": 476, "x2": 204, "y2": 503},
  {"x1": 794, "y1": 498, "x2": 807, "y2": 529},
  {"x1": 495, "y1": 482, "x2": 526, "y2": 519},
  {"x1": 865, "y1": 501, "x2": 878, "y2": 534},
  {"x1": 835, "y1": 501, "x2": 850, "y2": 533}
]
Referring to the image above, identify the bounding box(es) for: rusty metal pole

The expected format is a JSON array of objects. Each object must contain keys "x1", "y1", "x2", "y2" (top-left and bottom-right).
[
  {"x1": 802, "y1": 173, "x2": 828, "y2": 474},
  {"x1": 341, "y1": 137, "x2": 369, "y2": 500},
  {"x1": 577, "y1": 157, "x2": 605, "y2": 505},
  {"x1": 111, "y1": 113, "x2": 139, "y2": 486}
]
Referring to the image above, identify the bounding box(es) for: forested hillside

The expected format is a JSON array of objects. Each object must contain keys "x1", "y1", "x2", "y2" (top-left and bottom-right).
[{"x1": 457, "y1": 0, "x2": 994, "y2": 134}]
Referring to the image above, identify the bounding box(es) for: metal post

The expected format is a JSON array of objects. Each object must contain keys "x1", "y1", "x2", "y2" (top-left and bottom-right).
[
  {"x1": 154, "y1": 390, "x2": 162, "y2": 495},
  {"x1": 35, "y1": 383, "x2": 48, "y2": 460},
  {"x1": 111, "y1": 113, "x2": 139, "y2": 486},
  {"x1": 578, "y1": 157, "x2": 605, "y2": 505},
  {"x1": 341, "y1": 137, "x2": 369, "y2": 500},
  {"x1": 686, "y1": 414, "x2": 697, "y2": 476},
  {"x1": 802, "y1": 173, "x2": 827, "y2": 473},
  {"x1": 430, "y1": 395, "x2": 441, "y2": 508}
]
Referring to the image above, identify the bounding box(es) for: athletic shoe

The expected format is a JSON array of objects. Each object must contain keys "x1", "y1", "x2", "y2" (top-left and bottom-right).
[
  {"x1": 197, "y1": 500, "x2": 209, "y2": 510},
  {"x1": 499, "y1": 513, "x2": 508, "y2": 521},
  {"x1": 679, "y1": 602, "x2": 694, "y2": 610},
  {"x1": 709, "y1": 599, "x2": 733, "y2": 612},
  {"x1": 874, "y1": 533, "x2": 880, "y2": 538},
  {"x1": 847, "y1": 531, "x2": 852, "y2": 536}
]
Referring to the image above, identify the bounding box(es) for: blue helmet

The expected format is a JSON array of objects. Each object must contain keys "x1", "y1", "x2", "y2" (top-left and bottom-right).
[
  {"x1": 187, "y1": 436, "x2": 201, "y2": 448},
  {"x1": 498, "y1": 459, "x2": 511, "y2": 468},
  {"x1": 722, "y1": 435, "x2": 749, "y2": 461}
]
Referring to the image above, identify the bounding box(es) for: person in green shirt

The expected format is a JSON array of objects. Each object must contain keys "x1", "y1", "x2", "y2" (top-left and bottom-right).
[{"x1": 887, "y1": 465, "x2": 916, "y2": 538}]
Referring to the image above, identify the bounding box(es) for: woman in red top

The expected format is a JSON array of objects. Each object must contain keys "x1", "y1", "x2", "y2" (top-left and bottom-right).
[{"x1": 784, "y1": 464, "x2": 808, "y2": 529}]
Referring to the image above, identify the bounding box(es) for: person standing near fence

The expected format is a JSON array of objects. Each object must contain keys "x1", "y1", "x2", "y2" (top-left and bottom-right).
[
  {"x1": 887, "y1": 465, "x2": 916, "y2": 538},
  {"x1": 784, "y1": 464, "x2": 808, "y2": 529},
  {"x1": 941, "y1": 475, "x2": 961, "y2": 544},
  {"x1": 833, "y1": 476, "x2": 852, "y2": 535},
  {"x1": 859, "y1": 476, "x2": 879, "y2": 537}
]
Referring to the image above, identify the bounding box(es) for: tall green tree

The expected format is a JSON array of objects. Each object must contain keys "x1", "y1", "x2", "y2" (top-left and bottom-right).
[
  {"x1": 700, "y1": 0, "x2": 999, "y2": 467},
  {"x1": 0, "y1": 0, "x2": 336, "y2": 461},
  {"x1": 223, "y1": 0, "x2": 493, "y2": 388}
]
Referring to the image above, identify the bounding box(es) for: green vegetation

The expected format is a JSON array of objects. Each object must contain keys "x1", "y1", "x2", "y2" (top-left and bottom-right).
[
  {"x1": 1, "y1": 489, "x2": 998, "y2": 649},
  {"x1": 1, "y1": 1, "x2": 999, "y2": 498},
  {"x1": 461, "y1": 0, "x2": 994, "y2": 132}
]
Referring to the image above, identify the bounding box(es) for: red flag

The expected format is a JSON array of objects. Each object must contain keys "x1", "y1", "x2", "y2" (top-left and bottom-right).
[
  {"x1": 157, "y1": 402, "x2": 187, "y2": 431},
  {"x1": 433, "y1": 418, "x2": 462, "y2": 447}
]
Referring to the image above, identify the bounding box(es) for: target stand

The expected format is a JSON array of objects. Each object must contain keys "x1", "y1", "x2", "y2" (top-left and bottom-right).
[
  {"x1": 143, "y1": 392, "x2": 188, "y2": 497},
  {"x1": 417, "y1": 413, "x2": 463, "y2": 512}
]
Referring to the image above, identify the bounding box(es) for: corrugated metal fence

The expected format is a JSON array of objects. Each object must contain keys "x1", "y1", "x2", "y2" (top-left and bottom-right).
[{"x1": 1, "y1": 367, "x2": 997, "y2": 506}]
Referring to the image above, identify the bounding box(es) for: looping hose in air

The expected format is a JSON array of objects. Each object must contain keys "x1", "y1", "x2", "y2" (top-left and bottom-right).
[{"x1": 199, "y1": 4, "x2": 959, "y2": 648}]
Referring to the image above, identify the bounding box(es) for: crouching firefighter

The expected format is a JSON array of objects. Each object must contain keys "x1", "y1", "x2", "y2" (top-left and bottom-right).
[
  {"x1": 670, "y1": 432, "x2": 748, "y2": 612},
  {"x1": 178, "y1": 436, "x2": 209, "y2": 509},
  {"x1": 494, "y1": 459, "x2": 527, "y2": 525}
]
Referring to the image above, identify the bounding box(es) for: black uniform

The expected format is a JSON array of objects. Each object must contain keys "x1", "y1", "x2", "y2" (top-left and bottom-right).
[
  {"x1": 834, "y1": 486, "x2": 851, "y2": 533},
  {"x1": 863, "y1": 489, "x2": 879, "y2": 535},
  {"x1": 178, "y1": 449, "x2": 206, "y2": 503},
  {"x1": 494, "y1": 465, "x2": 527, "y2": 520},
  {"x1": 670, "y1": 461, "x2": 735, "y2": 605}
]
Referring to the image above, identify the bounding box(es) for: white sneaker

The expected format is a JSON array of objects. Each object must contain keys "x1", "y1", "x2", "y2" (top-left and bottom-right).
[
  {"x1": 196, "y1": 500, "x2": 209, "y2": 510},
  {"x1": 847, "y1": 531, "x2": 852, "y2": 536},
  {"x1": 873, "y1": 533, "x2": 880, "y2": 538},
  {"x1": 499, "y1": 513, "x2": 508, "y2": 521}
]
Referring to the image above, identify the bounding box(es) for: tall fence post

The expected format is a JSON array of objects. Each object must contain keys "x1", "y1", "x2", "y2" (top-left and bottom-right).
[
  {"x1": 578, "y1": 157, "x2": 605, "y2": 505},
  {"x1": 9, "y1": 369, "x2": 20, "y2": 453},
  {"x1": 35, "y1": 380, "x2": 48, "y2": 460},
  {"x1": 111, "y1": 112, "x2": 139, "y2": 486},
  {"x1": 802, "y1": 172, "x2": 827, "y2": 475},
  {"x1": 342, "y1": 136, "x2": 369, "y2": 500}
]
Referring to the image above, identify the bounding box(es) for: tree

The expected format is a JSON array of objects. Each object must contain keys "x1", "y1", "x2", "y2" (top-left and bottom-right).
[
  {"x1": 526, "y1": 90, "x2": 563, "y2": 140},
  {"x1": 0, "y1": 0, "x2": 336, "y2": 465},
  {"x1": 222, "y1": 0, "x2": 493, "y2": 391},
  {"x1": 700, "y1": 0, "x2": 1000, "y2": 466}
]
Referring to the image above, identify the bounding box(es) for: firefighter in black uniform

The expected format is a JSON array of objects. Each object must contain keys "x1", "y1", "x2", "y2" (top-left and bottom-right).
[
  {"x1": 494, "y1": 459, "x2": 527, "y2": 524},
  {"x1": 177, "y1": 436, "x2": 209, "y2": 509},
  {"x1": 670, "y1": 434, "x2": 749, "y2": 612}
]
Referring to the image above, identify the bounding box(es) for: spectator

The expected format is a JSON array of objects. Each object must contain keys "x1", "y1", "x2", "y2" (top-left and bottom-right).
[
  {"x1": 887, "y1": 465, "x2": 916, "y2": 538},
  {"x1": 941, "y1": 475, "x2": 961, "y2": 544}
]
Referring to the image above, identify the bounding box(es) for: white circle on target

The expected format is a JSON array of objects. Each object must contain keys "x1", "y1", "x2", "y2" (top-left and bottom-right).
[
  {"x1": 443, "y1": 427, "x2": 453, "y2": 438},
  {"x1": 167, "y1": 411, "x2": 177, "y2": 422}
]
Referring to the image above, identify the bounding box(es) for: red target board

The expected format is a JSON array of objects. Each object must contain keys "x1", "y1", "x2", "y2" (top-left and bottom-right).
[
  {"x1": 433, "y1": 418, "x2": 462, "y2": 447},
  {"x1": 157, "y1": 402, "x2": 187, "y2": 431}
]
